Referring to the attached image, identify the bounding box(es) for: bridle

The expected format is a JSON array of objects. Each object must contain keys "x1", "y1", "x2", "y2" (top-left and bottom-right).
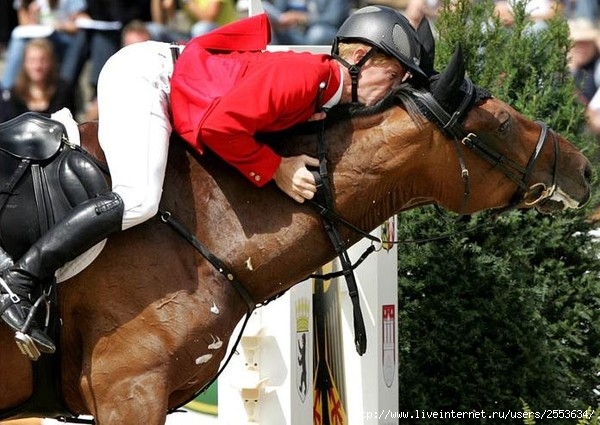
[
  {"x1": 307, "y1": 79, "x2": 560, "y2": 355},
  {"x1": 409, "y1": 78, "x2": 559, "y2": 214}
]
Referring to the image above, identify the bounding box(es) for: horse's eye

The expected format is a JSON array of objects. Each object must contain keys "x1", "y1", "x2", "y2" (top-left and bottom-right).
[{"x1": 499, "y1": 119, "x2": 510, "y2": 133}]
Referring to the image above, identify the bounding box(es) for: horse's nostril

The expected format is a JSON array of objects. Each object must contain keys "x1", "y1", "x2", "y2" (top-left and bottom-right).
[
  {"x1": 578, "y1": 161, "x2": 594, "y2": 207},
  {"x1": 584, "y1": 162, "x2": 593, "y2": 184}
]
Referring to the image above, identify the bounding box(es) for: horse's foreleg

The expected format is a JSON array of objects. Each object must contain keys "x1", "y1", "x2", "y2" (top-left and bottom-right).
[{"x1": 80, "y1": 370, "x2": 170, "y2": 425}]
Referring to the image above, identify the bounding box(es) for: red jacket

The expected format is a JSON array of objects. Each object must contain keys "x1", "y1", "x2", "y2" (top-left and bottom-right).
[{"x1": 170, "y1": 14, "x2": 341, "y2": 187}]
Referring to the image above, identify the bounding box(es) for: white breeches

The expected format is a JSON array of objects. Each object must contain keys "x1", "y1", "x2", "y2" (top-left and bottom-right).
[{"x1": 97, "y1": 41, "x2": 177, "y2": 230}]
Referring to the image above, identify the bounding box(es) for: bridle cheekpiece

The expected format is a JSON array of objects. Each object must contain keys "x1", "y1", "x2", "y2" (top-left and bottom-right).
[{"x1": 409, "y1": 78, "x2": 558, "y2": 214}]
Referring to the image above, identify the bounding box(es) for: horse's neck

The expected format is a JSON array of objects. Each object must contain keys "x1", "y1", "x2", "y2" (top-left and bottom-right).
[
  {"x1": 181, "y1": 111, "x2": 445, "y2": 303},
  {"x1": 325, "y1": 111, "x2": 445, "y2": 229},
  {"x1": 79, "y1": 111, "x2": 455, "y2": 304}
]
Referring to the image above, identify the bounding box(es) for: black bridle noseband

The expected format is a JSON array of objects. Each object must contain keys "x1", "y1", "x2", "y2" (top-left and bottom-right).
[{"x1": 410, "y1": 78, "x2": 559, "y2": 214}]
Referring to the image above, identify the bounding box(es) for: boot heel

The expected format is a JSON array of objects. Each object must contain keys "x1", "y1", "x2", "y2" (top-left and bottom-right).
[{"x1": 15, "y1": 331, "x2": 41, "y2": 361}]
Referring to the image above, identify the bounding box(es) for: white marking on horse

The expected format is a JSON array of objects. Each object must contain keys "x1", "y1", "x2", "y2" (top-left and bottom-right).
[
  {"x1": 245, "y1": 257, "x2": 253, "y2": 271},
  {"x1": 196, "y1": 354, "x2": 213, "y2": 364},
  {"x1": 551, "y1": 187, "x2": 579, "y2": 209},
  {"x1": 210, "y1": 302, "x2": 219, "y2": 314},
  {"x1": 208, "y1": 334, "x2": 223, "y2": 350}
]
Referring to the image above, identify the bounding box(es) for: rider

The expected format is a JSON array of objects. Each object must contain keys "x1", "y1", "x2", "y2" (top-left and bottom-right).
[{"x1": 0, "y1": 5, "x2": 427, "y2": 355}]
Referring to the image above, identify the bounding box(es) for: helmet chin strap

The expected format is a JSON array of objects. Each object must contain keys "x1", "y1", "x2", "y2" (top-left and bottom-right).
[{"x1": 332, "y1": 48, "x2": 378, "y2": 103}]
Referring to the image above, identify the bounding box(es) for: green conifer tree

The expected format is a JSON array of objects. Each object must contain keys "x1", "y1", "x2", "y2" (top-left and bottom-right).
[{"x1": 397, "y1": 1, "x2": 600, "y2": 421}]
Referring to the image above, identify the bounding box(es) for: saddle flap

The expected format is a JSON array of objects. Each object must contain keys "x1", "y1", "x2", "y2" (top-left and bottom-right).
[{"x1": 0, "y1": 112, "x2": 65, "y2": 161}]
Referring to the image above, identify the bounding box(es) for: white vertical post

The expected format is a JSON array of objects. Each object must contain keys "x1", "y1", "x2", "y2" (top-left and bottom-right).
[{"x1": 218, "y1": 282, "x2": 314, "y2": 424}]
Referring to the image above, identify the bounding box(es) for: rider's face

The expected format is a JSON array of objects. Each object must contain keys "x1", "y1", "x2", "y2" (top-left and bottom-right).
[{"x1": 356, "y1": 57, "x2": 407, "y2": 106}]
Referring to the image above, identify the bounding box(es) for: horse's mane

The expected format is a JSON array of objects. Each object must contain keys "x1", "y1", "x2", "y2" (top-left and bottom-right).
[
  {"x1": 325, "y1": 82, "x2": 421, "y2": 121},
  {"x1": 257, "y1": 83, "x2": 427, "y2": 142},
  {"x1": 257, "y1": 79, "x2": 493, "y2": 143}
]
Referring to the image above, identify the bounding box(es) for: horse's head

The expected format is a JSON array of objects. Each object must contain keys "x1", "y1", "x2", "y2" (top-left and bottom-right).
[
  {"x1": 417, "y1": 45, "x2": 593, "y2": 214},
  {"x1": 256, "y1": 45, "x2": 592, "y2": 229}
]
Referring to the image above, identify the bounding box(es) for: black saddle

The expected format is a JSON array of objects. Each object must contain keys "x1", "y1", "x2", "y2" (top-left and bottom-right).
[
  {"x1": 0, "y1": 112, "x2": 109, "y2": 420},
  {"x1": 0, "y1": 112, "x2": 109, "y2": 259},
  {"x1": 0, "y1": 112, "x2": 64, "y2": 161}
]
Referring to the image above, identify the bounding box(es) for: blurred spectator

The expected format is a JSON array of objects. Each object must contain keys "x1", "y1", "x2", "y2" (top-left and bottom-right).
[
  {"x1": 403, "y1": 0, "x2": 439, "y2": 29},
  {"x1": 575, "y1": 19, "x2": 600, "y2": 136},
  {"x1": 565, "y1": 0, "x2": 599, "y2": 23},
  {"x1": 83, "y1": 19, "x2": 153, "y2": 121},
  {"x1": 263, "y1": 0, "x2": 349, "y2": 45},
  {"x1": 1, "y1": 38, "x2": 75, "y2": 121},
  {"x1": 493, "y1": 0, "x2": 557, "y2": 32},
  {"x1": 568, "y1": 18, "x2": 600, "y2": 106},
  {"x1": 146, "y1": 0, "x2": 190, "y2": 42},
  {"x1": 184, "y1": 0, "x2": 237, "y2": 38},
  {"x1": 122, "y1": 19, "x2": 152, "y2": 45},
  {"x1": 60, "y1": 0, "x2": 151, "y2": 119},
  {"x1": 585, "y1": 89, "x2": 600, "y2": 134},
  {"x1": 1, "y1": 0, "x2": 86, "y2": 90},
  {"x1": 0, "y1": 0, "x2": 18, "y2": 53}
]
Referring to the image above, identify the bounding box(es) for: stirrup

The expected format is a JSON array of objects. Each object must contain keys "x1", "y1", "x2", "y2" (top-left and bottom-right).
[
  {"x1": 2, "y1": 291, "x2": 52, "y2": 360},
  {"x1": 20, "y1": 293, "x2": 52, "y2": 360},
  {"x1": 15, "y1": 331, "x2": 41, "y2": 361},
  {"x1": 0, "y1": 290, "x2": 44, "y2": 360}
]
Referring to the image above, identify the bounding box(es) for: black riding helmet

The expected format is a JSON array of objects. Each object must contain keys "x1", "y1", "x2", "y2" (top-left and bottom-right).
[{"x1": 331, "y1": 5, "x2": 427, "y2": 102}]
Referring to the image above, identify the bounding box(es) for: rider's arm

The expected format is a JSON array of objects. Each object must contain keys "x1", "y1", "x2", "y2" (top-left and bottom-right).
[{"x1": 197, "y1": 56, "x2": 327, "y2": 187}]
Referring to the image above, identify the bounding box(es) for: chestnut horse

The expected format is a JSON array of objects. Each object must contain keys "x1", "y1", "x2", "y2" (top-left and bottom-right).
[{"x1": 0, "y1": 50, "x2": 592, "y2": 424}]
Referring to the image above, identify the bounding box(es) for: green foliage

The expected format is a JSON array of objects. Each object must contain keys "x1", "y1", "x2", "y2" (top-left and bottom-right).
[
  {"x1": 397, "y1": 0, "x2": 600, "y2": 423},
  {"x1": 434, "y1": 0, "x2": 593, "y2": 151},
  {"x1": 521, "y1": 399, "x2": 536, "y2": 425}
]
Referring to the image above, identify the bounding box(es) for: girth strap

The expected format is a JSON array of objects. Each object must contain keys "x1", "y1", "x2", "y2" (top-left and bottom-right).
[
  {"x1": 159, "y1": 210, "x2": 255, "y2": 312},
  {"x1": 158, "y1": 209, "x2": 256, "y2": 405}
]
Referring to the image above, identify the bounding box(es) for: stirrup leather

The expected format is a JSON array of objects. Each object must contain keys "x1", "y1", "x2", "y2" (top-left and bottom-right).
[{"x1": 0, "y1": 274, "x2": 20, "y2": 304}]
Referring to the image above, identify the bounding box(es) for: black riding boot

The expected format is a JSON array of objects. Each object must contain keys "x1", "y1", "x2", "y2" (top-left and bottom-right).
[{"x1": 0, "y1": 192, "x2": 124, "y2": 356}]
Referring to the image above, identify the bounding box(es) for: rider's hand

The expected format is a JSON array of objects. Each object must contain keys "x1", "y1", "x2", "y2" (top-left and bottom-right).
[{"x1": 273, "y1": 155, "x2": 319, "y2": 203}]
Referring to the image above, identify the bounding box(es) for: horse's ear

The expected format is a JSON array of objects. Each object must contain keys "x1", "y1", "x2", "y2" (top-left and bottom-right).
[
  {"x1": 430, "y1": 44, "x2": 465, "y2": 105},
  {"x1": 416, "y1": 18, "x2": 436, "y2": 77}
]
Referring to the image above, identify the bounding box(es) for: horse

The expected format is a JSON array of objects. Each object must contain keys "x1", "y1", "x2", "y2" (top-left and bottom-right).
[{"x1": 0, "y1": 48, "x2": 592, "y2": 424}]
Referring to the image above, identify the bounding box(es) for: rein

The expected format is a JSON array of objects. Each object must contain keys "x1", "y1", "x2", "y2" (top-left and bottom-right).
[
  {"x1": 304, "y1": 80, "x2": 560, "y2": 351},
  {"x1": 308, "y1": 82, "x2": 374, "y2": 356},
  {"x1": 409, "y1": 80, "x2": 559, "y2": 213},
  {"x1": 310, "y1": 147, "x2": 368, "y2": 355}
]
